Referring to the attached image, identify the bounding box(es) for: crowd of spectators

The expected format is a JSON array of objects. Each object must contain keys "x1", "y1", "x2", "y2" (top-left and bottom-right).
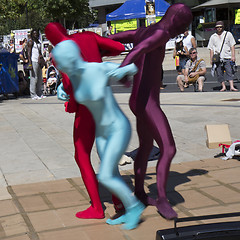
[
  {"x1": 173, "y1": 23, "x2": 238, "y2": 92},
  {"x1": 0, "y1": 31, "x2": 59, "y2": 100},
  {"x1": 1, "y1": 21, "x2": 238, "y2": 99}
]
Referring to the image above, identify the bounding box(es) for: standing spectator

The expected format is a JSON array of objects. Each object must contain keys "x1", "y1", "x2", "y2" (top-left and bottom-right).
[
  {"x1": 9, "y1": 39, "x2": 15, "y2": 53},
  {"x1": 182, "y1": 27, "x2": 196, "y2": 51},
  {"x1": 106, "y1": 26, "x2": 113, "y2": 37},
  {"x1": 46, "y1": 45, "x2": 54, "y2": 67},
  {"x1": 28, "y1": 29, "x2": 45, "y2": 100},
  {"x1": 177, "y1": 48, "x2": 206, "y2": 92},
  {"x1": 19, "y1": 38, "x2": 30, "y2": 79},
  {"x1": 173, "y1": 38, "x2": 189, "y2": 75},
  {"x1": 208, "y1": 21, "x2": 237, "y2": 91}
]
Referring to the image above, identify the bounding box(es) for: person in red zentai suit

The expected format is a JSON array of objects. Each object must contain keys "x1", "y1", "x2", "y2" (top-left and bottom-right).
[{"x1": 45, "y1": 23, "x2": 125, "y2": 219}]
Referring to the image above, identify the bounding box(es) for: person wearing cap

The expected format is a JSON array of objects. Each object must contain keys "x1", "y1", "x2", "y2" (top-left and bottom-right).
[
  {"x1": 208, "y1": 21, "x2": 237, "y2": 91},
  {"x1": 47, "y1": 70, "x2": 57, "y2": 87}
]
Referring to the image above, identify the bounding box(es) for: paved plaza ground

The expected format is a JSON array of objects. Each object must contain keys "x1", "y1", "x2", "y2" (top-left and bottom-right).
[
  {"x1": 0, "y1": 45, "x2": 240, "y2": 239},
  {"x1": 0, "y1": 158, "x2": 240, "y2": 240},
  {"x1": 0, "y1": 91, "x2": 240, "y2": 239}
]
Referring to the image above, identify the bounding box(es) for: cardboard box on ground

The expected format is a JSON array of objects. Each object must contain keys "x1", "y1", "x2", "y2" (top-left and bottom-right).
[{"x1": 205, "y1": 124, "x2": 232, "y2": 149}]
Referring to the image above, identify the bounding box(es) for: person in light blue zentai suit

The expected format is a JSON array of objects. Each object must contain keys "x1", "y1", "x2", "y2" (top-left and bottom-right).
[{"x1": 53, "y1": 40, "x2": 145, "y2": 230}]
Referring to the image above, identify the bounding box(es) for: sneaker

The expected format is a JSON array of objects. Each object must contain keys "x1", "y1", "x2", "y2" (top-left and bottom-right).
[
  {"x1": 40, "y1": 95, "x2": 47, "y2": 99},
  {"x1": 31, "y1": 96, "x2": 38, "y2": 100}
]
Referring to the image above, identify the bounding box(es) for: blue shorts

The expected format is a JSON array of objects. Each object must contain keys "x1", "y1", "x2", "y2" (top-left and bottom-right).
[
  {"x1": 176, "y1": 58, "x2": 187, "y2": 73},
  {"x1": 216, "y1": 59, "x2": 235, "y2": 82}
]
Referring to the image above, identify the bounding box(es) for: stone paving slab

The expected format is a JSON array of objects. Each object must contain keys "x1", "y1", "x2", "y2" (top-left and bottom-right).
[
  {"x1": 1, "y1": 58, "x2": 240, "y2": 239},
  {"x1": 0, "y1": 86, "x2": 240, "y2": 187},
  {"x1": 0, "y1": 158, "x2": 239, "y2": 240}
]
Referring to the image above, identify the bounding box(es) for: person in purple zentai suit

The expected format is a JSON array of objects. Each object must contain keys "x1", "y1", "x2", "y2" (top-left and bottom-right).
[{"x1": 109, "y1": 3, "x2": 192, "y2": 220}]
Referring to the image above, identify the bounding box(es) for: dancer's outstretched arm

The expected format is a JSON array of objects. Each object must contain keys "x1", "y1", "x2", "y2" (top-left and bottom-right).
[
  {"x1": 109, "y1": 30, "x2": 137, "y2": 44},
  {"x1": 106, "y1": 63, "x2": 138, "y2": 81},
  {"x1": 120, "y1": 29, "x2": 170, "y2": 67},
  {"x1": 94, "y1": 34, "x2": 125, "y2": 57}
]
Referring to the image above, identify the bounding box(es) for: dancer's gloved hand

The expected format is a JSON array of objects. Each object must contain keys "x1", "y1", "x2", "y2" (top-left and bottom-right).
[
  {"x1": 108, "y1": 63, "x2": 137, "y2": 86},
  {"x1": 57, "y1": 83, "x2": 70, "y2": 101}
]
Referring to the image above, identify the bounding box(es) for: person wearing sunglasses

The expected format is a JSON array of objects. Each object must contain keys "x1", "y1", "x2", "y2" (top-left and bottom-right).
[
  {"x1": 208, "y1": 21, "x2": 237, "y2": 91},
  {"x1": 177, "y1": 48, "x2": 206, "y2": 92}
]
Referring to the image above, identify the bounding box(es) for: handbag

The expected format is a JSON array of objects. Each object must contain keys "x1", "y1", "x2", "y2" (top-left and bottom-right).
[
  {"x1": 37, "y1": 44, "x2": 46, "y2": 68},
  {"x1": 187, "y1": 59, "x2": 204, "y2": 84},
  {"x1": 212, "y1": 53, "x2": 220, "y2": 63},
  {"x1": 26, "y1": 63, "x2": 32, "y2": 70},
  {"x1": 212, "y1": 32, "x2": 227, "y2": 64},
  {"x1": 38, "y1": 54, "x2": 46, "y2": 68},
  {"x1": 175, "y1": 56, "x2": 180, "y2": 66},
  {"x1": 188, "y1": 68, "x2": 202, "y2": 84}
]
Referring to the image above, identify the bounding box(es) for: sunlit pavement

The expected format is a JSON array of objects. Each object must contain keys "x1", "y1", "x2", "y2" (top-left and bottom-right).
[{"x1": 0, "y1": 45, "x2": 240, "y2": 239}]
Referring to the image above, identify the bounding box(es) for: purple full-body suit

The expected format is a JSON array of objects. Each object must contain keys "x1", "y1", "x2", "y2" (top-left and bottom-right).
[{"x1": 110, "y1": 4, "x2": 192, "y2": 219}]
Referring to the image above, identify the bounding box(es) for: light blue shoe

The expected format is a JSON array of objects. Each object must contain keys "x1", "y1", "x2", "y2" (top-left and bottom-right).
[
  {"x1": 106, "y1": 214, "x2": 126, "y2": 225},
  {"x1": 122, "y1": 201, "x2": 145, "y2": 230}
]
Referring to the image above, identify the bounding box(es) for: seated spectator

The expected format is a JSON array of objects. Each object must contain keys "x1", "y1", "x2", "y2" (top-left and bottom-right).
[
  {"x1": 47, "y1": 70, "x2": 57, "y2": 87},
  {"x1": 176, "y1": 48, "x2": 206, "y2": 92},
  {"x1": 173, "y1": 37, "x2": 189, "y2": 75},
  {"x1": 18, "y1": 70, "x2": 29, "y2": 96}
]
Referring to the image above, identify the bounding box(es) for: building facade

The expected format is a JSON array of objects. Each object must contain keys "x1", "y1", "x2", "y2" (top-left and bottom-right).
[
  {"x1": 89, "y1": 0, "x2": 210, "y2": 23},
  {"x1": 89, "y1": 0, "x2": 126, "y2": 24},
  {"x1": 89, "y1": 0, "x2": 239, "y2": 44}
]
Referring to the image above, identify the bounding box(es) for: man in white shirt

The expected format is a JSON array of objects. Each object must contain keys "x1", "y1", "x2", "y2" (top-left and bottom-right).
[
  {"x1": 182, "y1": 27, "x2": 196, "y2": 51},
  {"x1": 208, "y1": 21, "x2": 237, "y2": 91}
]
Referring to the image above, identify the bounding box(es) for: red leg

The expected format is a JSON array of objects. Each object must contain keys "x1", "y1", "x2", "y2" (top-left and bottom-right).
[{"x1": 74, "y1": 105, "x2": 104, "y2": 219}]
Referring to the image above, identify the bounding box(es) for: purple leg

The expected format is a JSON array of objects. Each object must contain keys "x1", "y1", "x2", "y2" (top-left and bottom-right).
[
  {"x1": 134, "y1": 117, "x2": 156, "y2": 206},
  {"x1": 133, "y1": 97, "x2": 177, "y2": 219}
]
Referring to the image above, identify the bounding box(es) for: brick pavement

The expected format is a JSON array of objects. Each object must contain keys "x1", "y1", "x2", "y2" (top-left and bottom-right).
[
  {"x1": 1, "y1": 45, "x2": 240, "y2": 239},
  {"x1": 0, "y1": 158, "x2": 239, "y2": 240}
]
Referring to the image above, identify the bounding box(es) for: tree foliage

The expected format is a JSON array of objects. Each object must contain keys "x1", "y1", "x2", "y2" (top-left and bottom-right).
[
  {"x1": 0, "y1": 0, "x2": 95, "y2": 35},
  {"x1": 44, "y1": 0, "x2": 95, "y2": 29}
]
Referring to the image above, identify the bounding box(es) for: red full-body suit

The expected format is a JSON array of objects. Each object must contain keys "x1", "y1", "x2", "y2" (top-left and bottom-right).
[{"x1": 45, "y1": 23, "x2": 125, "y2": 219}]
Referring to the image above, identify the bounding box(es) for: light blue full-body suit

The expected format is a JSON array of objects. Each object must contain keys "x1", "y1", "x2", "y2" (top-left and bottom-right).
[{"x1": 53, "y1": 40, "x2": 145, "y2": 230}]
